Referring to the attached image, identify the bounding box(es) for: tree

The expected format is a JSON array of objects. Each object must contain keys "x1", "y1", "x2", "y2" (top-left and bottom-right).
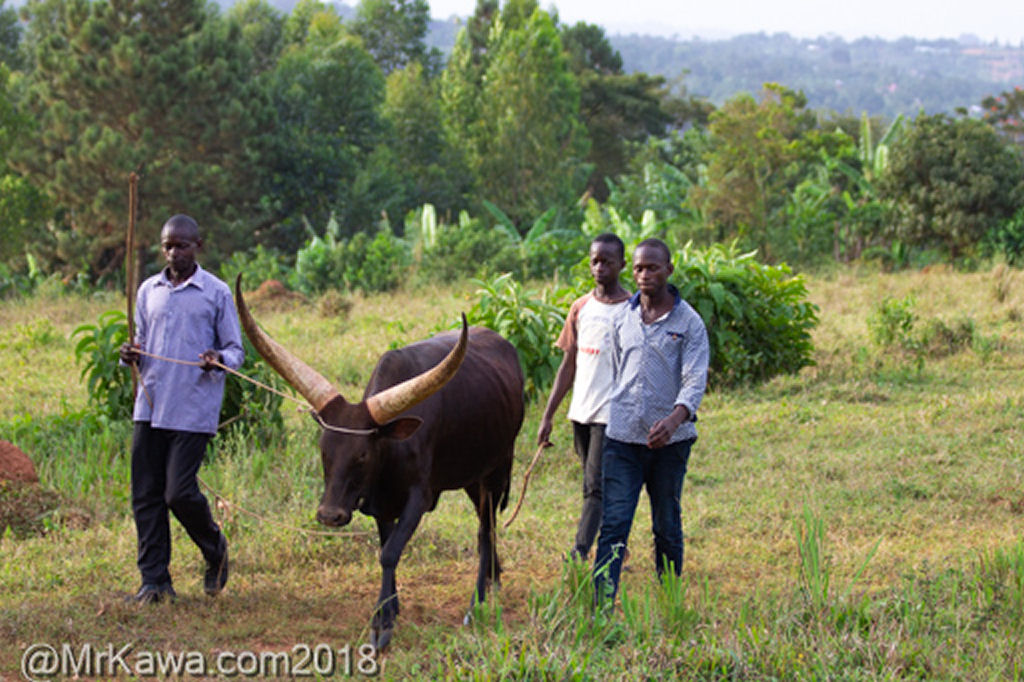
[
  {"x1": 256, "y1": 12, "x2": 392, "y2": 248},
  {"x1": 382, "y1": 61, "x2": 469, "y2": 218},
  {"x1": 561, "y1": 21, "x2": 671, "y2": 202},
  {"x1": 350, "y1": 0, "x2": 440, "y2": 77},
  {"x1": 228, "y1": 0, "x2": 285, "y2": 74},
  {"x1": 0, "y1": 0, "x2": 21, "y2": 70},
  {"x1": 980, "y1": 87, "x2": 1024, "y2": 147},
  {"x1": 0, "y1": 65, "x2": 47, "y2": 265},
  {"x1": 14, "y1": 0, "x2": 271, "y2": 278},
  {"x1": 694, "y1": 83, "x2": 817, "y2": 259},
  {"x1": 880, "y1": 112, "x2": 1024, "y2": 259},
  {"x1": 441, "y1": 0, "x2": 588, "y2": 226}
]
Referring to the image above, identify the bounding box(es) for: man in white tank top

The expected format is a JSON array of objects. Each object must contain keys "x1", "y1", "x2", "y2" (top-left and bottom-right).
[{"x1": 538, "y1": 233, "x2": 631, "y2": 560}]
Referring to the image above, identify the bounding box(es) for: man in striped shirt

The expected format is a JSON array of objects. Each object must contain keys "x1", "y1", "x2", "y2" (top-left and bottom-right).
[{"x1": 594, "y1": 238, "x2": 709, "y2": 605}]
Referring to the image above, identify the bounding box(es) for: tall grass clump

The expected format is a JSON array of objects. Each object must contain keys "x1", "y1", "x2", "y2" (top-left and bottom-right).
[
  {"x1": 2, "y1": 409, "x2": 132, "y2": 513},
  {"x1": 869, "y1": 294, "x2": 976, "y2": 367}
]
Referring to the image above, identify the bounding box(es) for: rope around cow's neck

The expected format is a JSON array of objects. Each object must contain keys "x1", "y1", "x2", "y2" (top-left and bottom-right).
[{"x1": 132, "y1": 348, "x2": 377, "y2": 435}]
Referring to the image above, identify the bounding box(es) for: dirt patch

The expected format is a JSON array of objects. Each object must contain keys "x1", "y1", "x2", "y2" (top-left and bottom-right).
[
  {"x1": 0, "y1": 443, "x2": 91, "y2": 537},
  {"x1": 245, "y1": 279, "x2": 307, "y2": 312},
  {"x1": 0, "y1": 440, "x2": 38, "y2": 483},
  {"x1": 0, "y1": 481, "x2": 58, "y2": 537}
]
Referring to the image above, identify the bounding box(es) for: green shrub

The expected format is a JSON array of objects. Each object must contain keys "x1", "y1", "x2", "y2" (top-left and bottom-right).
[
  {"x1": 340, "y1": 226, "x2": 410, "y2": 293},
  {"x1": 0, "y1": 253, "x2": 44, "y2": 299},
  {"x1": 984, "y1": 207, "x2": 1024, "y2": 266},
  {"x1": 464, "y1": 273, "x2": 565, "y2": 402},
  {"x1": 294, "y1": 215, "x2": 410, "y2": 295},
  {"x1": 218, "y1": 244, "x2": 292, "y2": 291},
  {"x1": 292, "y1": 215, "x2": 344, "y2": 295},
  {"x1": 218, "y1": 334, "x2": 286, "y2": 438},
  {"x1": 672, "y1": 242, "x2": 819, "y2": 387},
  {"x1": 869, "y1": 295, "x2": 976, "y2": 361},
  {"x1": 868, "y1": 295, "x2": 918, "y2": 350},
  {"x1": 414, "y1": 211, "x2": 520, "y2": 283},
  {"x1": 72, "y1": 310, "x2": 133, "y2": 420}
]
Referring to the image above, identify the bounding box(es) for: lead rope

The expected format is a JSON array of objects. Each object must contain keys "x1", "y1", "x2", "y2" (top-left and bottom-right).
[
  {"x1": 128, "y1": 348, "x2": 374, "y2": 536},
  {"x1": 132, "y1": 348, "x2": 377, "y2": 435}
]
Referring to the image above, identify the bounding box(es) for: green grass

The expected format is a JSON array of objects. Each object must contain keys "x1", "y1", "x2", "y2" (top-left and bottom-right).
[{"x1": 3, "y1": 266, "x2": 1024, "y2": 679}]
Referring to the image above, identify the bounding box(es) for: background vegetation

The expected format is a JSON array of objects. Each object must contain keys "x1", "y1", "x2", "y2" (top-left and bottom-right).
[{"x1": 2, "y1": 0, "x2": 1024, "y2": 295}]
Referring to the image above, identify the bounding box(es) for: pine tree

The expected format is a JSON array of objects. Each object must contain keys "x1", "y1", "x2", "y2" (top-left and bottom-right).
[{"x1": 14, "y1": 0, "x2": 271, "y2": 277}]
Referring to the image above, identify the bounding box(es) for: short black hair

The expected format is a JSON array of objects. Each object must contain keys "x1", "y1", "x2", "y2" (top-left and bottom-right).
[
  {"x1": 635, "y1": 238, "x2": 672, "y2": 264},
  {"x1": 163, "y1": 214, "x2": 200, "y2": 241},
  {"x1": 591, "y1": 232, "x2": 625, "y2": 261}
]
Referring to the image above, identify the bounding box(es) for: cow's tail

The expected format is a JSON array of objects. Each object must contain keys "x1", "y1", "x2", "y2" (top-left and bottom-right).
[{"x1": 497, "y1": 466, "x2": 511, "y2": 512}]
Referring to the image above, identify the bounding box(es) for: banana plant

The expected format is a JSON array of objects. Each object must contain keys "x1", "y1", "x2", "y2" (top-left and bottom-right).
[{"x1": 579, "y1": 197, "x2": 661, "y2": 244}]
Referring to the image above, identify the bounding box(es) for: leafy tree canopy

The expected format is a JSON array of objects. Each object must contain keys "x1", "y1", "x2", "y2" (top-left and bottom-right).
[
  {"x1": 0, "y1": 0, "x2": 20, "y2": 70},
  {"x1": 980, "y1": 87, "x2": 1024, "y2": 147},
  {"x1": 13, "y1": 0, "x2": 273, "y2": 278},
  {"x1": 350, "y1": 0, "x2": 440, "y2": 77},
  {"x1": 880, "y1": 112, "x2": 1024, "y2": 258},
  {"x1": 228, "y1": 0, "x2": 285, "y2": 74},
  {"x1": 442, "y1": 0, "x2": 588, "y2": 227}
]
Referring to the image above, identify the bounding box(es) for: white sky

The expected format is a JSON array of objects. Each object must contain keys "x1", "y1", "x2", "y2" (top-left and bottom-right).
[{"x1": 427, "y1": 0, "x2": 1024, "y2": 44}]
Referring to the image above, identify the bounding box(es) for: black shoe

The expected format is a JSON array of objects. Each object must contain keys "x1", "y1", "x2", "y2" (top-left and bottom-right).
[
  {"x1": 563, "y1": 548, "x2": 587, "y2": 563},
  {"x1": 131, "y1": 582, "x2": 176, "y2": 604},
  {"x1": 204, "y1": 535, "x2": 229, "y2": 597}
]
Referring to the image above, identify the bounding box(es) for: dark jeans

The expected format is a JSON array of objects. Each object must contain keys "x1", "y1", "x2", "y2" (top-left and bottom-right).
[
  {"x1": 571, "y1": 422, "x2": 606, "y2": 558},
  {"x1": 593, "y1": 436, "x2": 693, "y2": 604},
  {"x1": 131, "y1": 422, "x2": 222, "y2": 586}
]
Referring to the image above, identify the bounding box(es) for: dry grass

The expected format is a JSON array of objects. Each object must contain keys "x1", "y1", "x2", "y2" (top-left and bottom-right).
[{"x1": 3, "y1": 265, "x2": 1024, "y2": 678}]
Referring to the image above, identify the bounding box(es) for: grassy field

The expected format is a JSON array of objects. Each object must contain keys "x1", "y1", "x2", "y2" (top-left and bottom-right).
[{"x1": 3, "y1": 265, "x2": 1024, "y2": 679}]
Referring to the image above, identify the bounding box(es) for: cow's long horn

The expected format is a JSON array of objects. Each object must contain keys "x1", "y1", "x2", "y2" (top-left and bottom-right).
[
  {"x1": 365, "y1": 314, "x2": 468, "y2": 425},
  {"x1": 235, "y1": 274, "x2": 342, "y2": 412}
]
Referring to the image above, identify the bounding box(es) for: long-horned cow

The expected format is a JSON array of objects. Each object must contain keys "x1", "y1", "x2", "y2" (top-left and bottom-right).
[{"x1": 235, "y1": 277, "x2": 524, "y2": 649}]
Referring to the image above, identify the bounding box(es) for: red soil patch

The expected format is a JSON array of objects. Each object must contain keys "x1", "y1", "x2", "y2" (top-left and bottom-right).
[
  {"x1": 0, "y1": 440, "x2": 37, "y2": 483},
  {"x1": 245, "y1": 279, "x2": 306, "y2": 311}
]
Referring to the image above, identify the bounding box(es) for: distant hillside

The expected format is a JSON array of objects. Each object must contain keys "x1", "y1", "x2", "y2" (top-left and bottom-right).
[
  {"x1": 206, "y1": 0, "x2": 1021, "y2": 120},
  {"x1": 611, "y1": 32, "x2": 1024, "y2": 119}
]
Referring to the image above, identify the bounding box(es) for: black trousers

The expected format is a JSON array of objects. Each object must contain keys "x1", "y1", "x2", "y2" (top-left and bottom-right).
[
  {"x1": 571, "y1": 421, "x2": 606, "y2": 558},
  {"x1": 131, "y1": 422, "x2": 222, "y2": 586}
]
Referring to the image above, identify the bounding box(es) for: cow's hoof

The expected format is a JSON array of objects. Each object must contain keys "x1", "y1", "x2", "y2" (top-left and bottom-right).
[
  {"x1": 462, "y1": 610, "x2": 473, "y2": 626},
  {"x1": 371, "y1": 627, "x2": 393, "y2": 652}
]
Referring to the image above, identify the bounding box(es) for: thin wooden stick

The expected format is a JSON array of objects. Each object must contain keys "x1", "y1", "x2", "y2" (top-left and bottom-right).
[
  {"x1": 503, "y1": 443, "x2": 548, "y2": 529},
  {"x1": 126, "y1": 172, "x2": 139, "y2": 398}
]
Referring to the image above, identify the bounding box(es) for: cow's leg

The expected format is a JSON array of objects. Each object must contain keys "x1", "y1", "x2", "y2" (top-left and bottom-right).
[
  {"x1": 463, "y1": 476, "x2": 502, "y2": 621},
  {"x1": 371, "y1": 490, "x2": 427, "y2": 651}
]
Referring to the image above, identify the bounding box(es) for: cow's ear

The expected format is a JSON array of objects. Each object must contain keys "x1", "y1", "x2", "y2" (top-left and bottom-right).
[{"x1": 379, "y1": 416, "x2": 422, "y2": 441}]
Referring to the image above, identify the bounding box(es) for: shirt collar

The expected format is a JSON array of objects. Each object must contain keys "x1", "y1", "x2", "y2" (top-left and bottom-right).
[
  {"x1": 157, "y1": 263, "x2": 206, "y2": 290},
  {"x1": 628, "y1": 284, "x2": 681, "y2": 310}
]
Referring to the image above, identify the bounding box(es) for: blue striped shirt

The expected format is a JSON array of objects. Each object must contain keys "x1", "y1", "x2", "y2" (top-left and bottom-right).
[
  {"x1": 132, "y1": 264, "x2": 244, "y2": 434},
  {"x1": 606, "y1": 287, "x2": 709, "y2": 445}
]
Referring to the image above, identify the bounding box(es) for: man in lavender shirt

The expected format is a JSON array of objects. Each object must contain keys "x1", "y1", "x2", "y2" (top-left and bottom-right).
[
  {"x1": 119, "y1": 214, "x2": 244, "y2": 604},
  {"x1": 593, "y1": 238, "x2": 709, "y2": 607}
]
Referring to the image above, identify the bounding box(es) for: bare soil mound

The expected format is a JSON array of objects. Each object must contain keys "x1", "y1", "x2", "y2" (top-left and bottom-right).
[
  {"x1": 245, "y1": 279, "x2": 306, "y2": 312},
  {"x1": 0, "y1": 440, "x2": 37, "y2": 483}
]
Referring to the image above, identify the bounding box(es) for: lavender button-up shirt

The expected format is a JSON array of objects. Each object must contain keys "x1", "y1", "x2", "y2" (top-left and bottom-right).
[
  {"x1": 606, "y1": 287, "x2": 709, "y2": 446},
  {"x1": 132, "y1": 264, "x2": 244, "y2": 435}
]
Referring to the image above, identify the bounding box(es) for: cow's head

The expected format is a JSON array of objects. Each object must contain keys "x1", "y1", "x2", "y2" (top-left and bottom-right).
[{"x1": 235, "y1": 276, "x2": 467, "y2": 527}]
